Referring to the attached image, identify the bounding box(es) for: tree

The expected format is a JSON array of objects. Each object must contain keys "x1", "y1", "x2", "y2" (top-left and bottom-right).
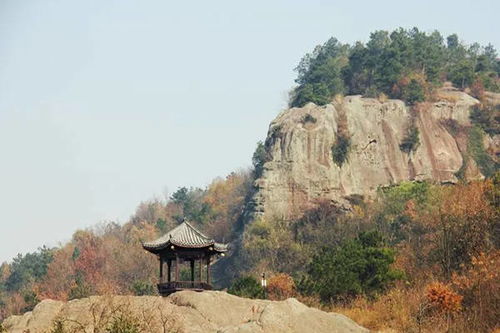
[
  {"x1": 227, "y1": 276, "x2": 263, "y2": 299},
  {"x1": 448, "y1": 59, "x2": 474, "y2": 88},
  {"x1": 170, "y1": 187, "x2": 210, "y2": 223},
  {"x1": 252, "y1": 141, "x2": 268, "y2": 179},
  {"x1": 331, "y1": 135, "x2": 351, "y2": 167},
  {"x1": 305, "y1": 231, "x2": 402, "y2": 302},
  {"x1": 290, "y1": 28, "x2": 497, "y2": 106},
  {"x1": 203, "y1": 171, "x2": 253, "y2": 241},
  {"x1": 291, "y1": 37, "x2": 349, "y2": 107},
  {"x1": 267, "y1": 273, "x2": 296, "y2": 301},
  {"x1": 4, "y1": 247, "x2": 53, "y2": 292}
]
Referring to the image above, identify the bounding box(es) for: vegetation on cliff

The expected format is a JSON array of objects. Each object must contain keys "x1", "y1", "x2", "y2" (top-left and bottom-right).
[{"x1": 290, "y1": 28, "x2": 500, "y2": 107}]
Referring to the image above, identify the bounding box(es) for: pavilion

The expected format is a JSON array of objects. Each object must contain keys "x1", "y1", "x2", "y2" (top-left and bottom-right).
[{"x1": 142, "y1": 220, "x2": 228, "y2": 296}]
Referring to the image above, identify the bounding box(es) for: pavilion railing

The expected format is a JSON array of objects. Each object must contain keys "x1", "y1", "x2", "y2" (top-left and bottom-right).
[{"x1": 157, "y1": 281, "x2": 212, "y2": 293}]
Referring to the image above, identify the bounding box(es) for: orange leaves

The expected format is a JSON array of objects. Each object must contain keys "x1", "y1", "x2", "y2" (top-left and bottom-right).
[
  {"x1": 450, "y1": 250, "x2": 500, "y2": 327},
  {"x1": 470, "y1": 78, "x2": 485, "y2": 100},
  {"x1": 73, "y1": 231, "x2": 107, "y2": 287},
  {"x1": 425, "y1": 282, "x2": 462, "y2": 314},
  {"x1": 267, "y1": 273, "x2": 296, "y2": 301},
  {"x1": 452, "y1": 251, "x2": 499, "y2": 291},
  {"x1": 203, "y1": 171, "x2": 251, "y2": 241},
  {"x1": 35, "y1": 244, "x2": 76, "y2": 301},
  {"x1": 440, "y1": 180, "x2": 494, "y2": 221}
]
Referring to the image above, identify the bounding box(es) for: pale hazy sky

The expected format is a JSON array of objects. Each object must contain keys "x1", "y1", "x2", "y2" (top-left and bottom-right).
[{"x1": 0, "y1": 0, "x2": 498, "y2": 263}]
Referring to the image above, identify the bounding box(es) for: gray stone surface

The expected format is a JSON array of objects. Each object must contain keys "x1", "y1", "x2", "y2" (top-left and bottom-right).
[
  {"x1": 2, "y1": 291, "x2": 368, "y2": 333},
  {"x1": 251, "y1": 90, "x2": 486, "y2": 219}
]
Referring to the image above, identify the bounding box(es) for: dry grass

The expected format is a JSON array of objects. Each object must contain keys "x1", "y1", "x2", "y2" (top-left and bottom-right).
[
  {"x1": 333, "y1": 94, "x2": 344, "y2": 104},
  {"x1": 378, "y1": 93, "x2": 389, "y2": 103},
  {"x1": 431, "y1": 90, "x2": 461, "y2": 103},
  {"x1": 332, "y1": 288, "x2": 422, "y2": 332}
]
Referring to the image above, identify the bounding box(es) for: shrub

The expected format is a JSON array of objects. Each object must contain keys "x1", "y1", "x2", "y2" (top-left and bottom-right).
[
  {"x1": 470, "y1": 104, "x2": 500, "y2": 136},
  {"x1": 228, "y1": 276, "x2": 263, "y2": 299},
  {"x1": 391, "y1": 72, "x2": 429, "y2": 104},
  {"x1": 305, "y1": 231, "x2": 403, "y2": 302},
  {"x1": 425, "y1": 282, "x2": 462, "y2": 314},
  {"x1": 301, "y1": 114, "x2": 317, "y2": 124},
  {"x1": 107, "y1": 314, "x2": 140, "y2": 333},
  {"x1": 452, "y1": 251, "x2": 499, "y2": 325},
  {"x1": 468, "y1": 126, "x2": 498, "y2": 177},
  {"x1": 331, "y1": 135, "x2": 350, "y2": 167},
  {"x1": 131, "y1": 280, "x2": 155, "y2": 296},
  {"x1": 363, "y1": 86, "x2": 380, "y2": 98},
  {"x1": 252, "y1": 141, "x2": 269, "y2": 179},
  {"x1": 267, "y1": 273, "x2": 296, "y2": 301},
  {"x1": 21, "y1": 289, "x2": 39, "y2": 312},
  {"x1": 291, "y1": 83, "x2": 331, "y2": 107},
  {"x1": 470, "y1": 78, "x2": 485, "y2": 99},
  {"x1": 399, "y1": 126, "x2": 419, "y2": 153}
]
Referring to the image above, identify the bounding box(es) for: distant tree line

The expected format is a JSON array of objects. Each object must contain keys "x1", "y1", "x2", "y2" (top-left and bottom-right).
[{"x1": 291, "y1": 28, "x2": 500, "y2": 107}]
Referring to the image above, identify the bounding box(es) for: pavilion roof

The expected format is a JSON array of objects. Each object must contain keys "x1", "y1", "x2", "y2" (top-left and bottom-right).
[{"x1": 142, "y1": 220, "x2": 228, "y2": 253}]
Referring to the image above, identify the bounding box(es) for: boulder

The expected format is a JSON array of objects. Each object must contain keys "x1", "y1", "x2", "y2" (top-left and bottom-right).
[{"x1": 1, "y1": 291, "x2": 368, "y2": 333}]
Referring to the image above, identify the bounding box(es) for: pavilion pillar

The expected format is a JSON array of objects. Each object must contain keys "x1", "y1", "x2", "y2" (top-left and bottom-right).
[
  {"x1": 175, "y1": 254, "x2": 179, "y2": 282},
  {"x1": 199, "y1": 257, "x2": 202, "y2": 282},
  {"x1": 206, "y1": 256, "x2": 211, "y2": 285},
  {"x1": 190, "y1": 259, "x2": 195, "y2": 282},
  {"x1": 167, "y1": 259, "x2": 172, "y2": 282},
  {"x1": 159, "y1": 257, "x2": 163, "y2": 283}
]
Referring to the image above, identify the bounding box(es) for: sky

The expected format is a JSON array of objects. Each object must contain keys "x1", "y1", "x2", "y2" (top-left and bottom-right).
[{"x1": 0, "y1": 0, "x2": 498, "y2": 263}]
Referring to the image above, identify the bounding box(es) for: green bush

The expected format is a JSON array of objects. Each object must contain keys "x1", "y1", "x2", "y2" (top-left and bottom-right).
[
  {"x1": 401, "y1": 79, "x2": 426, "y2": 105},
  {"x1": 303, "y1": 231, "x2": 403, "y2": 302},
  {"x1": 22, "y1": 289, "x2": 39, "y2": 312},
  {"x1": 131, "y1": 280, "x2": 155, "y2": 296},
  {"x1": 470, "y1": 104, "x2": 500, "y2": 136},
  {"x1": 252, "y1": 141, "x2": 269, "y2": 179},
  {"x1": 228, "y1": 276, "x2": 263, "y2": 299},
  {"x1": 68, "y1": 275, "x2": 92, "y2": 300},
  {"x1": 468, "y1": 126, "x2": 498, "y2": 177},
  {"x1": 301, "y1": 114, "x2": 317, "y2": 124},
  {"x1": 292, "y1": 83, "x2": 331, "y2": 107},
  {"x1": 399, "y1": 126, "x2": 419, "y2": 153},
  {"x1": 331, "y1": 135, "x2": 351, "y2": 167}
]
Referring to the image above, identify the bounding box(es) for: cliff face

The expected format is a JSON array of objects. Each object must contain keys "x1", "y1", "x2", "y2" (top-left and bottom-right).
[
  {"x1": 251, "y1": 88, "x2": 486, "y2": 219},
  {"x1": 1, "y1": 291, "x2": 368, "y2": 333}
]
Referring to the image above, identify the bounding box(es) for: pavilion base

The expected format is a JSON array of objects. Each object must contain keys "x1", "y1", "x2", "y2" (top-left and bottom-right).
[{"x1": 158, "y1": 281, "x2": 213, "y2": 296}]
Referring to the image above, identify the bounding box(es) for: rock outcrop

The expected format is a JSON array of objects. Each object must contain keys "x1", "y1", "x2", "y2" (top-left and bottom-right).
[
  {"x1": 1, "y1": 291, "x2": 368, "y2": 333},
  {"x1": 251, "y1": 88, "x2": 486, "y2": 219}
]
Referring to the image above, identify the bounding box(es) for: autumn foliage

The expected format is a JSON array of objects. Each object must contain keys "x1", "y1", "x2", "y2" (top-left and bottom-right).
[
  {"x1": 426, "y1": 282, "x2": 462, "y2": 314},
  {"x1": 267, "y1": 273, "x2": 296, "y2": 301},
  {"x1": 1, "y1": 167, "x2": 499, "y2": 332}
]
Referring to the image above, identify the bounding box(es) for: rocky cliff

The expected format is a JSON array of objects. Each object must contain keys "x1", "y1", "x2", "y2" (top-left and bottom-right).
[
  {"x1": 251, "y1": 87, "x2": 496, "y2": 219},
  {"x1": 1, "y1": 291, "x2": 367, "y2": 333}
]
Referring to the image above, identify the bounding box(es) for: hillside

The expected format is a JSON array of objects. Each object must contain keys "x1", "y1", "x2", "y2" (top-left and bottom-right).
[{"x1": 1, "y1": 291, "x2": 367, "y2": 333}]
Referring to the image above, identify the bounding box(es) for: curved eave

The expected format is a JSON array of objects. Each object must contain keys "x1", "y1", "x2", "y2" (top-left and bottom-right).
[{"x1": 142, "y1": 241, "x2": 228, "y2": 255}]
